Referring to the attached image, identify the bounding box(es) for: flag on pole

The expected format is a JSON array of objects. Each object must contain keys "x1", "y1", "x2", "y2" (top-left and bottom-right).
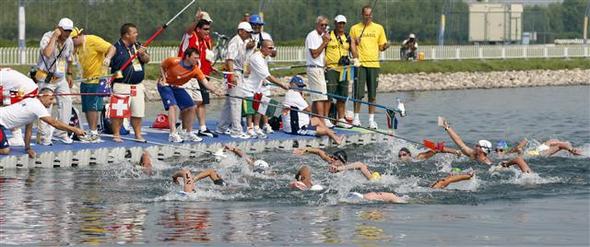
[
  {"x1": 109, "y1": 95, "x2": 131, "y2": 119},
  {"x1": 96, "y1": 78, "x2": 112, "y2": 95}
]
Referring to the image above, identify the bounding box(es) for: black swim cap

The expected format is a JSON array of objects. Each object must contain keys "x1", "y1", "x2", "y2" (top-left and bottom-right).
[{"x1": 332, "y1": 150, "x2": 347, "y2": 163}]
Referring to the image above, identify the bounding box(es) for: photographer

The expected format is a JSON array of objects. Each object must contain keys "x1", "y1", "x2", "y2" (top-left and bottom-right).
[
  {"x1": 400, "y1": 33, "x2": 418, "y2": 61},
  {"x1": 324, "y1": 15, "x2": 354, "y2": 128}
]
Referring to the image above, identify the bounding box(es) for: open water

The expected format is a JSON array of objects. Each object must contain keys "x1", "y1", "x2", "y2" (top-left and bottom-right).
[{"x1": 1, "y1": 86, "x2": 589, "y2": 246}]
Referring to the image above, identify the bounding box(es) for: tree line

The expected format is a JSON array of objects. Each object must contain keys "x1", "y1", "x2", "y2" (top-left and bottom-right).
[{"x1": 0, "y1": 0, "x2": 587, "y2": 47}]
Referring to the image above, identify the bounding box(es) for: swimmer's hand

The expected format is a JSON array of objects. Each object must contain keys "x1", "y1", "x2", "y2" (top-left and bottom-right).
[
  {"x1": 293, "y1": 148, "x2": 305, "y2": 156},
  {"x1": 328, "y1": 165, "x2": 339, "y2": 173}
]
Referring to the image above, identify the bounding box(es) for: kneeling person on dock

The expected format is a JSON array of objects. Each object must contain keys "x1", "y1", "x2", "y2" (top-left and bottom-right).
[
  {"x1": 0, "y1": 88, "x2": 85, "y2": 158},
  {"x1": 172, "y1": 168, "x2": 226, "y2": 193},
  {"x1": 159, "y1": 48, "x2": 222, "y2": 143}
]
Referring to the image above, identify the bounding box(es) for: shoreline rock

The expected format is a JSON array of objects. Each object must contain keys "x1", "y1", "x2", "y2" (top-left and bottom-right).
[{"x1": 70, "y1": 69, "x2": 589, "y2": 103}]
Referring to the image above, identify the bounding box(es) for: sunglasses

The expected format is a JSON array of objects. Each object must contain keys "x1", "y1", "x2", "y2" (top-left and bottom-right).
[
  {"x1": 495, "y1": 148, "x2": 504, "y2": 152},
  {"x1": 266, "y1": 46, "x2": 275, "y2": 50},
  {"x1": 398, "y1": 152, "x2": 409, "y2": 158},
  {"x1": 320, "y1": 24, "x2": 328, "y2": 27},
  {"x1": 203, "y1": 28, "x2": 210, "y2": 31}
]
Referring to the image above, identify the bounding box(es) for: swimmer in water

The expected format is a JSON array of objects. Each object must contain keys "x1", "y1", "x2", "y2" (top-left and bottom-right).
[
  {"x1": 293, "y1": 147, "x2": 381, "y2": 181},
  {"x1": 289, "y1": 165, "x2": 323, "y2": 191},
  {"x1": 138, "y1": 151, "x2": 153, "y2": 175},
  {"x1": 397, "y1": 146, "x2": 462, "y2": 162},
  {"x1": 523, "y1": 139, "x2": 583, "y2": 157},
  {"x1": 172, "y1": 168, "x2": 226, "y2": 193},
  {"x1": 223, "y1": 144, "x2": 272, "y2": 174},
  {"x1": 346, "y1": 191, "x2": 408, "y2": 203}
]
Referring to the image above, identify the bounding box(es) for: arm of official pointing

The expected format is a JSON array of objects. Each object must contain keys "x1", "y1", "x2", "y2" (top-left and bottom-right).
[
  {"x1": 265, "y1": 75, "x2": 289, "y2": 90},
  {"x1": 40, "y1": 116, "x2": 85, "y2": 136}
]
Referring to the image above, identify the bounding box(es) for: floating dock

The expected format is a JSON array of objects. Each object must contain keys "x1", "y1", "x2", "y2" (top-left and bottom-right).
[{"x1": 0, "y1": 122, "x2": 392, "y2": 169}]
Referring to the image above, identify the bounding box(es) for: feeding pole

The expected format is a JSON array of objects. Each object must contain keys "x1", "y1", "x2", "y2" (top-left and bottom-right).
[{"x1": 18, "y1": 0, "x2": 26, "y2": 64}]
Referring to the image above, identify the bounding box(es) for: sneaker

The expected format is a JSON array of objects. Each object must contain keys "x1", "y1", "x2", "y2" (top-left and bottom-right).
[
  {"x1": 254, "y1": 127, "x2": 267, "y2": 139},
  {"x1": 198, "y1": 129, "x2": 218, "y2": 138},
  {"x1": 368, "y1": 120, "x2": 378, "y2": 129},
  {"x1": 352, "y1": 118, "x2": 361, "y2": 127},
  {"x1": 230, "y1": 130, "x2": 250, "y2": 139},
  {"x1": 168, "y1": 132, "x2": 184, "y2": 143},
  {"x1": 215, "y1": 128, "x2": 228, "y2": 135},
  {"x1": 7, "y1": 137, "x2": 25, "y2": 146},
  {"x1": 247, "y1": 128, "x2": 257, "y2": 138},
  {"x1": 184, "y1": 131, "x2": 203, "y2": 142},
  {"x1": 263, "y1": 124, "x2": 274, "y2": 134},
  {"x1": 89, "y1": 130, "x2": 101, "y2": 143},
  {"x1": 56, "y1": 135, "x2": 73, "y2": 144},
  {"x1": 324, "y1": 119, "x2": 335, "y2": 128},
  {"x1": 336, "y1": 118, "x2": 353, "y2": 129},
  {"x1": 41, "y1": 140, "x2": 53, "y2": 146}
]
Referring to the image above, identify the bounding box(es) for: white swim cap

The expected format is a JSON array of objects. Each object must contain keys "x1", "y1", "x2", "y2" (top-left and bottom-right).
[
  {"x1": 254, "y1": 159, "x2": 269, "y2": 168},
  {"x1": 310, "y1": 184, "x2": 324, "y2": 191},
  {"x1": 477, "y1": 140, "x2": 492, "y2": 154}
]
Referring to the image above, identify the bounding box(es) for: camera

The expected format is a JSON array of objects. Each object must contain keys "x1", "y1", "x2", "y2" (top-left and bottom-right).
[
  {"x1": 44, "y1": 72, "x2": 54, "y2": 84},
  {"x1": 338, "y1": 56, "x2": 350, "y2": 66}
]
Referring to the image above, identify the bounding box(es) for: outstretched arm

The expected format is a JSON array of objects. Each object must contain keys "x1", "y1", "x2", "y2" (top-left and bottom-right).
[
  {"x1": 293, "y1": 147, "x2": 332, "y2": 162},
  {"x1": 40, "y1": 116, "x2": 85, "y2": 137},
  {"x1": 224, "y1": 145, "x2": 254, "y2": 166},
  {"x1": 440, "y1": 117, "x2": 474, "y2": 157},
  {"x1": 193, "y1": 168, "x2": 222, "y2": 182},
  {"x1": 431, "y1": 172, "x2": 475, "y2": 189},
  {"x1": 499, "y1": 157, "x2": 531, "y2": 173},
  {"x1": 416, "y1": 147, "x2": 462, "y2": 160}
]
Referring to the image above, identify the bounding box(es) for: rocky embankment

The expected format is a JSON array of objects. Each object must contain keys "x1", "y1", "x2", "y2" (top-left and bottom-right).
[{"x1": 71, "y1": 69, "x2": 589, "y2": 103}]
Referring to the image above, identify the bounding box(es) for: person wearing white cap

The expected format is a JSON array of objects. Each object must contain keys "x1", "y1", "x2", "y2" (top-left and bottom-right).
[
  {"x1": 438, "y1": 116, "x2": 530, "y2": 172},
  {"x1": 35, "y1": 17, "x2": 76, "y2": 145},
  {"x1": 215, "y1": 22, "x2": 254, "y2": 139},
  {"x1": 401, "y1": 33, "x2": 418, "y2": 61},
  {"x1": 325, "y1": 14, "x2": 354, "y2": 129}
]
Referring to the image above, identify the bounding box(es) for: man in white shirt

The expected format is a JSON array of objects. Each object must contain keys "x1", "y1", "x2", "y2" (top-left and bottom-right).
[
  {"x1": 401, "y1": 33, "x2": 418, "y2": 61},
  {"x1": 281, "y1": 76, "x2": 342, "y2": 145},
  {"x1": 0, "y1": 68, "x2": 39, "y2": 146},
  {"x1": 0, "y1": 88, "x2": 85, "y2": 158},
  {"x1": 35, "y1": 17, "x2": 76, "y2": 145},
  {"x1": 304, "y1": 16, "x2": 333, "y2": 128},
  {"x1": 243, "y1": 40, "x2": 289, "y2": 138},
  {"x1": 215, "y1": 22, "x2": 254, "y2": 139}
]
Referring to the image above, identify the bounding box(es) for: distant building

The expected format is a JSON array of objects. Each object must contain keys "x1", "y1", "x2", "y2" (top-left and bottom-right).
[{"x1": 469, "y1": 3, "x2": 523, "y2": 44}]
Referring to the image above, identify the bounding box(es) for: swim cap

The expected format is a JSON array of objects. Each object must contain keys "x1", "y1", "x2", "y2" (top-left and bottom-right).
[
  {"x1": 254, "y1": 159, "x2": 270, "y2": 168},
  {"x1": 451, "y1": 167, "x2": 462, "y2": 173},
  {"x1": 478, "y1": 140, "x2": 492, "y2": 154},
  {"x1": 332, "y1": 150, "x2": 347, "y2": 163},
  {"x1": 370, "y1": 172, "x2": 381, "y2": 181},
  {"x1": 310, "y1": 184, "x2": 324, "y2": 191},
  {"x1": 496, "y1": 140, "x2": 508, "y2": 150},
  {"x1": 346, "y1": 192, "x2": 364, "y2": 200}
]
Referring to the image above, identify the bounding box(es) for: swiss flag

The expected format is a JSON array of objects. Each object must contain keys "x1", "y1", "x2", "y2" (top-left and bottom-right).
[{"x1": 109, "y1": 95, "x2": 131, "y2": 119}]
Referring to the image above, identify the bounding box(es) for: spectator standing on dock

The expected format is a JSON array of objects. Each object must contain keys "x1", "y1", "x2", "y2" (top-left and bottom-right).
[
  {"x1": 215, "y1": 22, "x2": 254, "y2": 139},
  {"x1": 109, "y1": 23, "x2": 150, "y2": 143},
  {"x1": 35, "y1": 18, "x2": 76, "y2": 145},
  {"x1": 70, "y1": 28, "x2": 116, "y2": 142},
  {"x1": 249, "y1": 14, "x2": 276, "y2": 134},
  {"x1": 325, "y1": 15, "x2": 354, "y2": 129},
  {"x1": 178, "y1": 11, "x2": 218, "y2": 138},
  {"x1": 304, "y1": 16, "x2": 333, "y2": 128},
  {"x1": 350, "y1": 5, "x2": 390, "y2": 129}
]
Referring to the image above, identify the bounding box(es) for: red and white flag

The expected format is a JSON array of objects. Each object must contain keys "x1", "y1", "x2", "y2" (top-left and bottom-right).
[
  {"x1": 109, "y1": 95, "x2": 130, "y2": 119},
  {"x1": 252, "y1": 92, "x2": 263, "y2": 111}
]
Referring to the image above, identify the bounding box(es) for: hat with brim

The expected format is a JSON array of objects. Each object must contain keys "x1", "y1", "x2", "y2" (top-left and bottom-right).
[
  {"x1": 70, "y1": 27, "x2": 84, "y2": 38},
  {"x1": 237, "y1": 22, "x2": 253, "y2": 33},
  {"x1": 58, "y1": 17, "x2": 73, "y2": 31},
  {"x1": 200, "y1": 11, "x2": 213, "y2": 23}
]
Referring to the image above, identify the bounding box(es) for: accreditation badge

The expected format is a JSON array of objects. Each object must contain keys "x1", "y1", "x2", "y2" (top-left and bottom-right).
[{"x1": 132, "y1": 59, "x2": 142, "y2": 72}]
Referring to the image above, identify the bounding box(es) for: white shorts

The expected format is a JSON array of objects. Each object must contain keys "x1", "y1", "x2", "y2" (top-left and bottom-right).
[
  {"x1": 306, "y1": 67, "x2": 328, "y2": 102},
  {"x1": 113, "y1": 83, "x2": 145, "y2": 118},
  {"x1": 184, "y1": 78, "x2": 203, "y2": 102}
]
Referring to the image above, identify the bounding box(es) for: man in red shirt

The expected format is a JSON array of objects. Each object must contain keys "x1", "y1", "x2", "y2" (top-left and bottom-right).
[{"x1": 178, "y1": 13, "x2": 217, "y2": 138}]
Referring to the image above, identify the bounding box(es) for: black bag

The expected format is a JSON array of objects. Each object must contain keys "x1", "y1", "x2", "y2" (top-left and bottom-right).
[{"x1": 338, "y1": 56, "x2": 351, "y2": 66}]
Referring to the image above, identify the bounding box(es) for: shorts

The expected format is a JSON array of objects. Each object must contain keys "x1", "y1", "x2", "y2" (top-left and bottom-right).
[
  {"x1": 0, "y1": 125, "x2": 8, "y2": 149},
  {"x1": 325, "y1": 69, "x2": 349, "y2": 99},
  {"x1": 112, "y1": 82, "x2": 145, "y2": 118},
  {"x1": 353, "y1": 67, "x2": 379, "y2": 101},
  {"x1": 306, "y1": 67, "x2": 328, "y2": 102},
  {"x1": 80, "y1": 83, "x2": 104, "y2": 112},
  {"x1": 242, "y1": 97, "x2": 255, "y2": 116},
  {"x1": 157, "y1": 85, "x2": 195, "y2": 111}
]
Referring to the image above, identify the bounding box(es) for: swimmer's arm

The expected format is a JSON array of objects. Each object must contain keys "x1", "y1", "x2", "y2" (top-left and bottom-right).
[
  {"x1": 302, "y1": 147, "x2": 331, "y2": 161},
  {"x1": 416, "y1": 147, "x2": 461, "y2": 160},
  {"x1": 500, "y1": 157, "x2": 531, "y2": 173},
  {"x1": 508, "y1": 139, "x2": 528, "y2": 154},
  {"x1": 171, "y1": 169, "x2": 189, "y2": 184},
  {"x1": 224, "y1": 145, "x2": 254, "y2": 165},
  {"x1": 443, "y1": 126, "x2": 474, "y2": 157},
  {"x1": 431, "y1": 173, "x2": 474, "y2": 189}
]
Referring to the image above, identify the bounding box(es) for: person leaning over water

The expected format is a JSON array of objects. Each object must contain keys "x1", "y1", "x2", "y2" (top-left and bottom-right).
[
  {"x1": 0, "y1": 88, "x2": 85, "y2": 158},
  {"x1": 439, "y1": 117, "x2": 531, "y2": 173},
  {"x1": 172, "y1": 168, "x2": 226, "y2": 193},
  {"x1": 292, "y1": 147, "x2": 381, "y2": 181}
]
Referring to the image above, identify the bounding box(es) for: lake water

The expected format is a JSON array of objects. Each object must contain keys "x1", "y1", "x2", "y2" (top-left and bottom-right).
[{"x1": 1, "y1": 86, "x2": 589, "y2": 246}]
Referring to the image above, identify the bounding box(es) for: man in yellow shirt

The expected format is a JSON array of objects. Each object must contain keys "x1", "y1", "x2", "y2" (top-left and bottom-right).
[
  {"x1": 71, "y1": 28, "x2": 116, "y2": 142},
  {"x1": 325, "y1": 15, "x2": 354, "y2": 129},
  {"x1": 350, "y1": 5, "x2": 390, "y2": 129}
]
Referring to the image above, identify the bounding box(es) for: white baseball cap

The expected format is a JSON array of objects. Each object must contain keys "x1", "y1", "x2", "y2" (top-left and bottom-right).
[
  {"x1": 409, "y1": 33, "x2": 416, "y2": 39},
  {"x1": 334, "y1": 15, "x2": 347, "y2": 23},
  {"x1": 58, "y1": 18, "x2": 74, "y2": 31},
  {"x1": 237, "y1": 22, "x2": 253, "y2": 32},
  {"x1": 200, "y1": 11, "x2": 213, "y2": 23}
]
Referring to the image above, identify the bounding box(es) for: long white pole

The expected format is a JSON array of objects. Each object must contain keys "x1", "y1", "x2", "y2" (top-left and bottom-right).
[{"x1": 18, "y1": 0, "x2": 25, "y2": 64}]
